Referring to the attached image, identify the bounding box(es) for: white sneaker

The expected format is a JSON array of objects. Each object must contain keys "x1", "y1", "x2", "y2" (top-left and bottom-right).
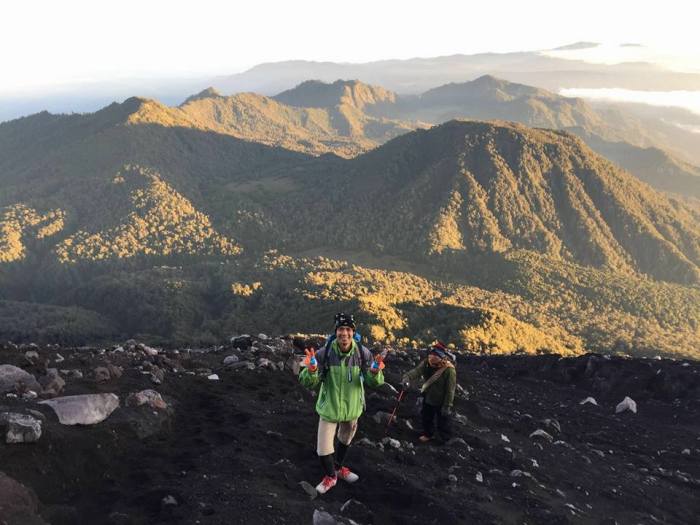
[
  {"x1": 315, "y1": 475, "x2": 337, "y2": 494},
  {"x1": 336, "y1": 466, "x2": 359, "y2": 483}
]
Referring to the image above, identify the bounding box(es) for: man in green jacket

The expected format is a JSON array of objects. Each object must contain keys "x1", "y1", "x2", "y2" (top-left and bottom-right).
[
  {"x1": 299, "y1": 313, "x2": 385, "y2": 494},
  {"x1": 402, "y1": 342, "x2": 456, "y2": 443}
]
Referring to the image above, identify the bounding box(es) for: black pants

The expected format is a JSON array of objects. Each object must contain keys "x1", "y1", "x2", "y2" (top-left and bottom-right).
[{"x1": 421, "y1": 401, "x2": 451, "y2": 440}]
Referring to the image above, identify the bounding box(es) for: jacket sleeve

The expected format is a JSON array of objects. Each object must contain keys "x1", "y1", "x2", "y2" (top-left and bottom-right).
[
  {"x1": 298, "y1": 347, "x2": 326, "y2": 390},
  {"x1": 443, "y1": 367, "x2": 457, "y2": 408},
  {"x1": 361, "y1": 347, "x2": 384, "y2": 388},
  {"x1": 404, "y1": 359, "x2": 427, "y2": 382}
]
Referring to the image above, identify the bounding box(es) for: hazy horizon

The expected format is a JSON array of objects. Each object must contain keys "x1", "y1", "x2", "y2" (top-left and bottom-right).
[{"x1": 4, "y1": 0, "x2": 700, "y2": 95}]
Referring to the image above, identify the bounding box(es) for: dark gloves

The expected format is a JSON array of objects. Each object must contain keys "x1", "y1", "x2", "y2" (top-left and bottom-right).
[{"x1": 441, "y1": 405, "x2": 453, "y2": 417}]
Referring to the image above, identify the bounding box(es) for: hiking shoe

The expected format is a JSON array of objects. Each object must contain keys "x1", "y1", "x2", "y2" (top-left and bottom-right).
[
  {"x1": 418, "y1": 434, "x2": 433, "y2": 443},
  {"x1": 336, "y1": 466, "x2": 359, "y2": 483},
  {"x1": 315, "y1": 475, "x2": 337, "y2": 494}
]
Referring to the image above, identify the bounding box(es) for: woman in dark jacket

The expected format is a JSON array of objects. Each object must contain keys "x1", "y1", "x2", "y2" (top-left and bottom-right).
[{"x1": 402, "y1": 342, "x2": 456, "y2": 443}]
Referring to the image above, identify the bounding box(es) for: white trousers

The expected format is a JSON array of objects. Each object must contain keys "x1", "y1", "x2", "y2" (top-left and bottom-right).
[{"x1": 316, "y1": 417, "x2": 358, "y2": 456}]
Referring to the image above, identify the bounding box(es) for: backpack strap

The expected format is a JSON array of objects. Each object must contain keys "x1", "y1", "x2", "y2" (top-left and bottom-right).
[{"x1": 319, "y1": 336, "x2": 334, "y2": 382}]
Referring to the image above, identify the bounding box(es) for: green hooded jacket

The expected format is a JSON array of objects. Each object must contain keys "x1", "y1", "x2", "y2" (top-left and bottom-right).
[{"x1": 299, "y1": 340, "x2": 384, "y2": 422}]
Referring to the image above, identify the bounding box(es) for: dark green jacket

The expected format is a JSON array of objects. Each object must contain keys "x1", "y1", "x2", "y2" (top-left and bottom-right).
[
  {"x1": 405, "y1": 358, "x2": 456, "y2": 408},
  {"x1": 299, "y1": 340, "x2": 384, "y2": 422}
]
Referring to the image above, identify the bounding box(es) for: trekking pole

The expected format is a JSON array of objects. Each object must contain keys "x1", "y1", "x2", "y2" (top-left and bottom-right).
[{"x1": 385, "y1": 388, "x2": 405, "y2": 435}]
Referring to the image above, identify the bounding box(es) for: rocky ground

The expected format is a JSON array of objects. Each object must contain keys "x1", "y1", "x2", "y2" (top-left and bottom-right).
[{"x1": 1, "y1": 337, "x2": 699, "y2": 525}]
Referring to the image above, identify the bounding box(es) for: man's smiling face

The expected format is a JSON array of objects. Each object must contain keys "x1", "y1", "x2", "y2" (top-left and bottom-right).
[{"x1": 335, "y1": 325, "x2": 354, "y2": 350}]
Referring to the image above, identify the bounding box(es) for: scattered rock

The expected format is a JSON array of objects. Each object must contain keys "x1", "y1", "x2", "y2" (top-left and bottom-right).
[
  {"x1": 94, "y1": 367, "x2": 111, "y2": 383},
  {"x1": 529, "y1": 429, "x2": 554, "y2": 443},
  {"x1": 207, "y1": 374, "x2": 220, "y2": 381},
  {"x1": 580, "y1": 396, "x2": 598, "y2": 406},
  {"x1": 313, "y1": 509, "x2": 337, "y2": 525},
  {"x1": 0, "y1": 364, "x2": 41, "y2": 394},
  {"x1": 230, "y1": 335, "x2": 252, "y2": 350},
  {"x1": 0, "y1": 412, "x2": 42, "y2": 443},
  {"x1": 446, "y1": 437, "x2": 469, "y2": 448},
  {"x1": 24, "y1": 350, "x2": 40, "y2": 363},
  {"x1": 475, "y1": 471, "x2": 484, "y2": 483},
  {"x1": 223, "y1": 355, "x2": 240, "y2": 366},
  {"x1": 542, "y1": 418, "x2": 561, "y2": 434},
  {"x1": 39, "y1": 393, "x2": 120, "y2": 425},
  {"x1": 357, "y1": 437, "x2": 377, "y2": 448},
  {"x1": 454, "y1": 413, "x2": 469, "y2": 425},
  {"x1": 615, "y1": 396, "x2": 637, "y2": 414},
  {"x1": 39, "y1": 368, "x2": 65, "y2": 396},
  {"x1": 139, "y1": 344, "x2": 159, "y2": 357},
  {"x1": 340, "y1": 498, "x2": 372, "y2": 522},
  {"x1": 22, "y1": 390, "x2": 38, "y2": 401},
  {"x1": 126, "y1": 390, "x2": 167, "y2": 410},
  {"x1": 161, "y1": 495, "x2": 178, "y2": 506},
  {"x1": 381, "y1": 437, "x2": 401, "y2": 449},
  {"x1": 373, "y1": 411, "x2": 395, "y2": 425},
  {"x1": 299, "y1": 481, "x2": 317, "y2": 499}
]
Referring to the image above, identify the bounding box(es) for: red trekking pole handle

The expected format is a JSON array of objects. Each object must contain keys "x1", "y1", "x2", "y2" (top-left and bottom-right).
[{"x1": 385, "y1": 389, "x2": 405, "y2": 435}]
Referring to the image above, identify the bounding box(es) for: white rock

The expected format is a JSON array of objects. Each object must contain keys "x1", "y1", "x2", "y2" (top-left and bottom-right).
[
  {"x1": 501, "y1": 434, "x2": 510, "y2": 443},
  {"x1": 207, "y1": 374, "x2": 220, "y2": 381},
  {"x1": 475, "y1": 471, "x2": 483, "y2": 483},
  {"x1": 55, "y1": 353, "x2": 65, "y2": 363},
  {"x1": 0, "y1": 413, "x2": 42, "y2": 443},
  {"x1": 39, "y1": 393, "x2": 120, "y2": 425},
  {"x1": 615, "y1": 396, "x2": 637, "y2": 414},
  {"x1": 580, "y1": 397, "x2": 598, "y2": 406},
  {"x1": 682, "y1": 449, "x2": 691, "y2": 455},
  {"x1": 257, "y1": 333, "x2": 269, "y2": 340}
]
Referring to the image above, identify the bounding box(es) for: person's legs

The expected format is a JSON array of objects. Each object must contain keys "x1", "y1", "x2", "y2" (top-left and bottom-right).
[
  {"x1": 317, "y1": 418, "x2": 337, "y2": 477},
  {"x1": 335, "y1": 419, "x2": 359, "y2": 482},
  {"x1": 437, "y1": 410, "x2": 452, "y2": 441},
  {"x1": 421, "y1": 401, "x2": 437, "y2": 439}
]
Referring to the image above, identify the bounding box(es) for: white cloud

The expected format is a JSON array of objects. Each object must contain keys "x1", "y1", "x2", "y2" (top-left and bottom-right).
[{"x1": 2, "y1": 0, "x2": 699, "y2": 93}]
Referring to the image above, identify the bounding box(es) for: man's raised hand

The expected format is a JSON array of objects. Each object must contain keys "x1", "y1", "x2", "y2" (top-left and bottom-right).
[{"x1": 304, "y1": 348, "x2": 318, "y2": 373}]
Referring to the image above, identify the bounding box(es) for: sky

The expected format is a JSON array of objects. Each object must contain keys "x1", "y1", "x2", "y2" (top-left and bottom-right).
[{"x1": 2, "y1": 0, "x2": 699, "y2": 96}]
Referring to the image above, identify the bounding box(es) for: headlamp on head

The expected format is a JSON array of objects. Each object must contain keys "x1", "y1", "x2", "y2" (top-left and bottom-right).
[{"x1": 334, "y1": 312, "x2": 356, "y2": 331}]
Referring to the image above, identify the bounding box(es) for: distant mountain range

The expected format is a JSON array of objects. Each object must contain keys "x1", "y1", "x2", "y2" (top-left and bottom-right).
[
  {"x1": 1, "y1": 76, "x2": 699, "y2": 358},
  {"x1": 213, "y1": 52, "x2": 700, "y2": 96},
  {"x1": 75, "y1": 75, "x2": 700, "y2": 198}
]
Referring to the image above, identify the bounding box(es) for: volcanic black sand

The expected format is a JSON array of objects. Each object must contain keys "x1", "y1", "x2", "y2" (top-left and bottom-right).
[{"x1": 1, "y1": 338, "x2": 698, "y2": 524}]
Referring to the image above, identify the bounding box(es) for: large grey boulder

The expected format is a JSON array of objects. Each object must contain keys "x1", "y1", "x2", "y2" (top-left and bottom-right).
[
  {"x1": 39, "y1": 393, "x2": 120, "y2": 425},
  {"x1": 0, "y1": 412, "x2": 42, "y2": 443},
  {"x1": 0, "y1": 364, "x2": 41, "y2": 394}
]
